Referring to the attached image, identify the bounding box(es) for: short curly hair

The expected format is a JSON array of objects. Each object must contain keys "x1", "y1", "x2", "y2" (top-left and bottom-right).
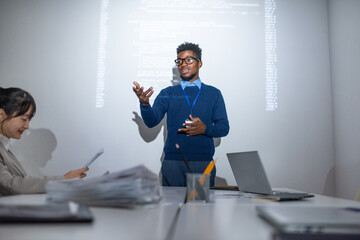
[{"x1": 176, "y1": 42, "x2": 202, "y2": 60}]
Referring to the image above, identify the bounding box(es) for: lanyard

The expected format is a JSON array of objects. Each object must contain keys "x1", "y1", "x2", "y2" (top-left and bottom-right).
[{"x1": 181, "y1": 84, "x2": 202, "y2": 116}]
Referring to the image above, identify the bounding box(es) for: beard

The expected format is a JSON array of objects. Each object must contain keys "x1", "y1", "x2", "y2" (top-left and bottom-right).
[{"x1": 180, "y1": 73, "x2": 196, "y2": 81}]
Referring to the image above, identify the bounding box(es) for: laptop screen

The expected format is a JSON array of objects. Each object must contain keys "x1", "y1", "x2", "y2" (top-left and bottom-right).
[{"x1": 227, "y1": 151, "x2": 273, "y2": 195}]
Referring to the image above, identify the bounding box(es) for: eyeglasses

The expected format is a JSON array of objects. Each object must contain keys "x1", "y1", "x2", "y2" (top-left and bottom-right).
[{"x1": 174, "y1": 56, "x2": 200, "y2": 66}]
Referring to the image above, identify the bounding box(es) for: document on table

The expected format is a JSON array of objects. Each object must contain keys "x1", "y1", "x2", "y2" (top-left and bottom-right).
[
  {"x1": 210, "y1": 192, "x2": 253, "y2": 200},
  {"x1": 46, "y1": 165, "x2": 162, "y2": 208},
  {"x1": 82, "y1": 148, "x2": 104, "y2": 168}
]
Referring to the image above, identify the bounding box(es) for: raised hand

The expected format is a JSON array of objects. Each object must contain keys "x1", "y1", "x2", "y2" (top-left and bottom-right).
[{"x1": 133, "y1": 81, "x2": 154, "y2": 106}]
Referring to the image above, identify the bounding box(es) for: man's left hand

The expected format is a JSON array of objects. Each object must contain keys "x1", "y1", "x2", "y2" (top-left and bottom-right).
[{"x1": 178, "y1": 115, "x2": 206, "y2": 136}]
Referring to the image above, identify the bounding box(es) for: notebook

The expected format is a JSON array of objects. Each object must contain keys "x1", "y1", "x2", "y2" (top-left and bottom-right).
[
  {"x1": 0, "y1": 202, "x2": 93, "y2": 223},
  {"x1": 226, "y1": 151, "x2": 314, "y2": 201},
  {"x1": 256, "y1": 205, "x2": 360, "y2": 235}
]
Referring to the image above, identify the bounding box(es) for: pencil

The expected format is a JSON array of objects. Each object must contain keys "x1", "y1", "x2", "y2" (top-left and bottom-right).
[
  {"x1": 199, "y1": 160, "x2": 216, "y2": 185},
  {"x1": 187, "y1": 160, "x2": 216, "y2": 201},
  {"x1": 204, "y1": 160, "x2": 216, "y2": 175}
]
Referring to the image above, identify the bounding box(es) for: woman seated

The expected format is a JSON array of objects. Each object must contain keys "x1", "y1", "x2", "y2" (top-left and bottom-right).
[{"x1": 0, "y1": 87, "x2": 88, "y2": 196}]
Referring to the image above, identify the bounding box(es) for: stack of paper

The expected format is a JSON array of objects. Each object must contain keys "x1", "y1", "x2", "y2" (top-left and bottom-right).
[{"x1": 46, "y1": 165, "x2": 162, "y2": 207}]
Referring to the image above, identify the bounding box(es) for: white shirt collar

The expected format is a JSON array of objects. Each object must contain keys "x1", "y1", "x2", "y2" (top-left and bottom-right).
[
  {"x1": 180, "y1": 78, "x2": 202, "y2": 89},
  {"x1": 0, "y1": 133, "x2": 11, "y2": 151}
]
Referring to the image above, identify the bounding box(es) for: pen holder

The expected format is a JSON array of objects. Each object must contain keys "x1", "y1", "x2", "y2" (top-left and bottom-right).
[{"x1": 186, "y1": 173, "x2": 210, "y2": 203}]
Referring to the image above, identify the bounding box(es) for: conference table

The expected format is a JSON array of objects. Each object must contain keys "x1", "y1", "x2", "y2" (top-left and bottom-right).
[{"x1": 1, "y1": 187, "x2": 360, "y2": 240}]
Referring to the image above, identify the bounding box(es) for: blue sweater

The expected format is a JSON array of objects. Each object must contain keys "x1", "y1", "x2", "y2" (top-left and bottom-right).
[{"x1": 140, "y1": 83, "x2": 229, "y2": 162}]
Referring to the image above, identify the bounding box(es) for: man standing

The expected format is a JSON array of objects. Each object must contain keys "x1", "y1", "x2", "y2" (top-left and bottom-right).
[{"x1": 133, "y1": 42, "x2": 229, "y2": 186}]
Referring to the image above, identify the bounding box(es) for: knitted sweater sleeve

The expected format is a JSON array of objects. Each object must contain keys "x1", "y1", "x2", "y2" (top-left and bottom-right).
[
  {"x1": 140, "y1": 89, "x2": 168, "y2": 128},
  {"x1": 204, "y1": 90, "x2": 230, "y2": 138}
]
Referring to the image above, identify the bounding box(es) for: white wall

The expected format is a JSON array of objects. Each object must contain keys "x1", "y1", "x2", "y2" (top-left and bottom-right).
[
  {"x1": 0, "y1": 0, "x2": 335, "y2": 196},
  {"x1": 329, "y1": 0, "x2": 360, "y2": 200}
]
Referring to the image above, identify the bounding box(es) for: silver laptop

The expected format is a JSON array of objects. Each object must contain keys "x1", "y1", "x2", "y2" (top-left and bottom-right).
[
  {"x1": 226, "y1": 151, "x2": 314, "y2": 200},
  {"x1": 256, "y1": 205, "x2": 360, "y2": 235}
]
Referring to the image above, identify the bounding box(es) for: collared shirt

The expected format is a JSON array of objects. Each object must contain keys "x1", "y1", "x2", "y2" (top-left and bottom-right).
[
  {"x1": 180, "y1": 78, "x2": 202, "y2": 90},
  {"x1": 0, "y1": 133, "x2": 10, "y2": 151}
]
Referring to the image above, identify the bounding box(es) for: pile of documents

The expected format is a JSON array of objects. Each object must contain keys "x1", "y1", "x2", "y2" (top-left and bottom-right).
[{"x1": 46, "y1": 165, "x2": 162, "y2": 207}]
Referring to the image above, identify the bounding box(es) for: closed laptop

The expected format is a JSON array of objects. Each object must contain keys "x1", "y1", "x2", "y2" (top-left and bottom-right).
[{"x1": 256, "y1": 205, "x2": 360, "y2": 235}]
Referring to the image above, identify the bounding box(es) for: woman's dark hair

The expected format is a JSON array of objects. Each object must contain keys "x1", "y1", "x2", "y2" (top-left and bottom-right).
[
  {"x1": 176, "y1": 42, "x2": 202, "y2": 60},
  {"x1": 0, "y1": 87, "x2": 36, "y2": 120}
]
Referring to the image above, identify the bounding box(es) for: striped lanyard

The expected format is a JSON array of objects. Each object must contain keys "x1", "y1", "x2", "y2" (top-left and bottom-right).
[{"x1": 181, "y1": 84, "x2": 202, "y2": 116}]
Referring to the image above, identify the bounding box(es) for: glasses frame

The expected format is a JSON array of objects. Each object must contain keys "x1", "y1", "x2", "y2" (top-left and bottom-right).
[{"x1": 174, "y1": 56, "x2": 201, "y2": 66}]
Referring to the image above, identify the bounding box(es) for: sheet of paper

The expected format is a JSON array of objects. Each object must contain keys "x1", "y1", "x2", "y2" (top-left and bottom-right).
[{"x1": 82, "y1": 148, "x2": 104, "y2": 168}]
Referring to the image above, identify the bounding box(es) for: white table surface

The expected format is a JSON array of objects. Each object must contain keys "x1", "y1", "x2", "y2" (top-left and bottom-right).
[
  {"x1": 171, "y1": 189, "x2": 360, "y2": 240},
  {"x1": 1, "y1": 187, "x2": 360, "y2": 240},
  {"x1": 0, "y1": 187, "x2": 185, "y2": 240}
]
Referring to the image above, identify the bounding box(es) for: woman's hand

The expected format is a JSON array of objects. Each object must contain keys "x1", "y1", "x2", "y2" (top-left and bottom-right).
[{"x1": 64, "y1": 167, "x2": 89, "y2": 179}]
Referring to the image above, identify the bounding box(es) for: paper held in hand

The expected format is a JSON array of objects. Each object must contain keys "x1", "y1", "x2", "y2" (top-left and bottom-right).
[{"x1": 82, "y1": 148, "x2": 104, "y2": 168}]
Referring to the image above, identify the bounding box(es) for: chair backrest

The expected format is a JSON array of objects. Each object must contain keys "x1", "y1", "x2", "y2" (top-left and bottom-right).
[{"x1": 355, "y1": 188, "x2": 360, "y2": 201}]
